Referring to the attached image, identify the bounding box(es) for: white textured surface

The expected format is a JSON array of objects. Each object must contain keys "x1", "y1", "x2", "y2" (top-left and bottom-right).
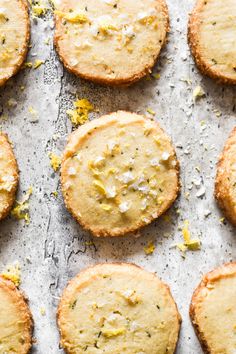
[{"x1": 0, "y1": 1, "x2": 235, "y2": 353}]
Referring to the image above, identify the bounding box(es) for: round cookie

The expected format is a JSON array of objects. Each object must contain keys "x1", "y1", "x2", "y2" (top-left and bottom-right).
[
  {"x1": 61, "y1": 111, "x2": 180, "y2": 237},
  {"x1": 54, "y1": 0, "x2": 169, "y2": 86},
  {"x1": 0, "y1": 132, "x2": 19, "y2": 220},
  {"x1": 57, "y1": 263, "x2": 181, "y2": 354},
  {"x1": 0, "y1": 276, "x2": 33, "y2": 353},
  {"x1": 190, "y1": 262, "x2": 236, "y2": 353},
  {"x1": 215, "y1": 127, "x2": 236, "y2": 226},
  {"x1": 0, "y1": 0, "x2": 30, "y2": 87},
  {"x1": 188, "y1": 0, "x2": 236, "y2": 84}
]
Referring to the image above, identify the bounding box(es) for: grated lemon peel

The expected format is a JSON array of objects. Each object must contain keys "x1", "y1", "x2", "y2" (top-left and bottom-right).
[
  {"x1": 67, "y1": 98, "x2": 94, "y2": 126},
  {"x1": 93, "y1": 180, "x2": 107, "y2": 195},
  {"x1": 213, "y1": 109, "x2": 222, "y2": 118},
  {"x1": 147, "y1": 108, "x2": 156, "y2": 115},
  {"x1": 48, "y1": 152, "x2": 61, "y2": 172},
  {"x1": 23, "y1": 62, "x2": 33, "y2": 69},
  {"x1": 100, "y1": 203, "x2": 112, "y2": 211},
  {"x1": 30, "y1": 0, "x2": 49, "y2": 17},
  {"x1": 102, "y1": 328, "x2": 126, "y2": 338},
  {"x1": 32, "y1": 5, "x2": 46, "y2": 16},
  {"x1": 40, "y1": 307, "x2": 46, "y2": 316},
  {"x1": 11, "y1": 187, "x2": 33, "y2": 225},
  {"x1": 193, "y1": 86, "x2": 205, "y2": 100},
  {"x1": 28, "y1": 106, "x2": 38, "y2": 115},
  {"x1": 28, "y1": 106, "x2": 39, "y2": 123},
  {"x1": 88, "y1": 160, "x2": 103, "y2": 176},
  {"x1": 51, "y1": 190, "x2": 58, "y2": 198},
  {"x1": 85, "y1": 241, "x2": 94, "y2": 246},
  {"x1": 144, "y1": 241, "x2": 156, "y2": 255},
  {"x1": 55, "y1": 10, "x2": 89, "y2": 23},
  {"x1": 121, "y1": 289, "x2": 141, "y2": 305},
  {"x1": 152, "y1": 73, "x2": 160, "y2": 79},
  {"x1": 1, "y1": 262, "x2": 21, "y2": 286},
  {"x1": 33, "y1": 59, "x2": 44, "y2": 69},
  {"x1": 99, "y1": 23, "x2": 119, "y2": 34},
  {"x1": 176, "y1": 220, "x2": 201, "y2": 253}
]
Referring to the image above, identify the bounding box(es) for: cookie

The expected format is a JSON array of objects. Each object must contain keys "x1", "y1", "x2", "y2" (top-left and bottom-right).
[
  {"x1": 57, "y1": 263, "x2": 181, "y2": 354},
  {"x1": 54, "y1": 0, "x2": 169, "y2": 86},
  {"x1": 0, "y1": 0, "x2": 30, "y2": 87},
  {"x1": 61, "y1": 111, "x2": 180, "y2": 237},
  {"x1": 0, "y1": 132, "x2": 19, "y2": 220},
  {"x1": 190, "y1": 262, "x2": 236, "y2": 353},
  {"x1": 215, "y1": 127, "x2": 236, "y2": 225},
  {"x1": 188, "y1": 0, "x2": 236, "y2": 84},
  {"x1": 0, "y1": 276, "x2": 33, "y2": 353}
]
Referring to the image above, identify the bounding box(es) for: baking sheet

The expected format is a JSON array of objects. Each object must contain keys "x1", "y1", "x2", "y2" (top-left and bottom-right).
[{"x1": 0, "y1": 0, "x2": 235, "y2": 352}]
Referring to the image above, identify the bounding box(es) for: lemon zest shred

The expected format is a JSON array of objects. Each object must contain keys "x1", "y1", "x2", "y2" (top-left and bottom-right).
[
  {"x1": 177, "y1": 220, "x2": 201, "y2": 253},
  {"x1": 54, "y1": 10, "x2": 89, "y2": 23},
  {"x1": 11, "y1": 187, "x2": 33, "y2": 225},
  {"x1": 30, "y1": 0, "x2": 48, "y2": 17},
  {"x1": 121, "y1": 290, "x2": 140, "y2": 305},
  {"x1": 153, "y1": 135, "x2": 161, "y2": 145},
  {"x1": 144, "y1": 241, "x2": 156, "y2": 255},
  {"x1": 28, "y1": 106, "x2": 38, "y2": 115},
  {"x1": 100, "y1": 203, "x2": 112, "y2": 211},
  {"x1": 85, "y1": 241, "x2": 94, "y2": 246},
  {"x1": 182, "y1": 220, "x2": 191, "y2": 243},
  {"x1": 176, "y1": 243, "x2": 187, "y2": 252},
  {"x1": 139, "y1": 16, "x2": 156, "y2": 25},
  {"x1": 102, "y1": 328, "x2": 126, "y2": 338},
  {"x1": 88, "y1": 161, "x2": 102, "y2": 176},
  {"x1": 33, "y1": 59, "x2": 44, "y2": 69},
  {"x1": 193, "y1": 86, "x2": 205, "y2": 100},
  {"x1": 23, "y1": 62, "x2": 33, "y2": 69},
  {"x1": 1, "y1": 262, "x2": 21, "y2": 286},
  {"x1": 147, "y1": 108, "x2": 155, "y2": 115},
  {"x1": 152, "y1": 73, "x2": 160, "y2": 79},
  {"x1": 48, "y1": 152, "x2": 61, "y2": 172},
  {"x1": 93, "y1": 180, "x2": 106, "y2": 195},
  {"x1": 100, "y1": 23, "x2": 118, "y2": 34},
  {"x1": 32, "y1": 5, "x2": 46, "y2": 17},
  {"x1": 40, "y1": 307, "x2": 46, "y2": 316},
  {"x1": 67, "y1": 98, "x2": 94, "y2": 126}
]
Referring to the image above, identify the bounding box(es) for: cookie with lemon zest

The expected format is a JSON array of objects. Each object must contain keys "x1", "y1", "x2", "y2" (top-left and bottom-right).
[
  {"x1": 11, "y1": 187, "x2": 32, "y2": 224},
  {"x1": 57, "y1": 263, "x2": 181, "y2": 353},
  {"x1": 215, "y1": 127, "x2": 236, "y2": 225},
  {"x1": 54, "y1": 0, "x2": 169, "y2": 86},
  {"x1": 1, "y1": 262, "x2": 21, "y2": 286},
  {"x1": 48, "y1": 152, "x2": 62, "y2": 172},
  {"x1": 188, "y1": 0, "x2": 236, "y2": 84},
  {"x1": 66, "y1": 98, "x2": 94, "y2": 126},
  {"x1": 61, "y1": 111, "x2": 179, "y2": 237},
  {"x1": 190, "y1": 262, "x2": 236, "y2": 353},
  {"x1": 0, "y1": 0, "x2": 30, "y2": 86},
  {"x1": 0, "y1": 132, "x2": 19, "y2": 220},
  {"x1": 0, "y1": 275, "x2": 33, "y2": 353}
]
